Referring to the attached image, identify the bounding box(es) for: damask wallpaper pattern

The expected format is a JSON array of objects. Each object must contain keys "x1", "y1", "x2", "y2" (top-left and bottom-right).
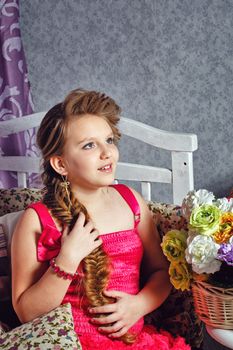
[
  {"x1": 19, "y1": 0, "x2": 233, "y2": 203},
  {"x1": 0, "y1": 0, "x2": 38, "y2": 188}
]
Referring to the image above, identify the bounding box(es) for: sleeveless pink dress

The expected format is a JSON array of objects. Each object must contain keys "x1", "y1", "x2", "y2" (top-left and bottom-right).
[{"x1": 30, "y1": 184, "x2": 190, "y2": 350}]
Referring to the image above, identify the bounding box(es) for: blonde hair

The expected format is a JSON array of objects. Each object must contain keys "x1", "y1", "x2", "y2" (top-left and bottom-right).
[{"x1": 37, "y1": 89, "x2": 135, "y2": 344}]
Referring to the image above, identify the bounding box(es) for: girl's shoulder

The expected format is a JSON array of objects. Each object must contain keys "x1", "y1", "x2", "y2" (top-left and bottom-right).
[
  {"x1": 16, "y1": 201, "x2": 55, "y2": 238},
  {"x1": 11, "y1": 206, "x2": 42, "y2": 251},
  {"x1": 123, "y1": 186, "x2": 156, "y2": 235},
  {"x1": 110, "y1": 184, "x2": 144, "y2": 206},
  {"x1": 26, "y1": 201, "x2": 62, "y2": 232},
  {"x1": 22, "y1": 205, "x2": 44, "y2": 231},
  {"x1": 124, "y1": 186, "x2": 149, "y2": 213},
  {"x1": 110, "y1": 184, "x2": 151, "y2": 222}
]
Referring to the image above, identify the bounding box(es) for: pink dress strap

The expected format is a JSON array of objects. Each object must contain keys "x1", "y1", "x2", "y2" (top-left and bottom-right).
[
  {"x1": 110, "y1": 184, "x2": 140, "y2": 227},
  {"x1": 28, "y1": 202, "x2": 62, "y2": 262},
  {"x1": 28, "y1": 202, "x2": 56, "y2": 230}
]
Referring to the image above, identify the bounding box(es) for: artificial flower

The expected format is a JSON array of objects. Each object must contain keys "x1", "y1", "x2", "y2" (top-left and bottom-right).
[
  {"x1": 213, "y1": 212, "x2": 233, "y2": 244},
  {"x1": 217, "y1": 243, "x2": 233, "y2": 266},
  {"x1": 169, "y1": 262, "x2": 192, "y2": 291},
  {"x1": 185, "y1": 235, "x2": 221, "y2": 274},
  {"x1": 181, "y1": 189, "x2": 215, "y2": 221},
  {"x1": 189, "y1": 204, "x2": 221, "y2": 236},
  {"x1": 215, "y1": 197, "x2": 233, "y2": 213},
  {"x1": 162, "y1": 189, "x2": 233, "y2": 291},
  {"x1": 161, "y1": 229, "x2": 187, "y2": 263}
]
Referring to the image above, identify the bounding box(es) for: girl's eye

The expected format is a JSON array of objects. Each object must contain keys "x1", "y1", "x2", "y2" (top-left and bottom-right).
[
  {"x1": 82, "y1": 142, "x2": 95, "y2": 150},
  {"x1": 106, "y1": 137, "x2": 114, "y2": 144}
]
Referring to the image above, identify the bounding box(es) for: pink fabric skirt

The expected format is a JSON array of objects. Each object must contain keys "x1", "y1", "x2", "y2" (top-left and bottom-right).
[{"x1": 79, "y1": 325, "x2": 190, "y2": 350}]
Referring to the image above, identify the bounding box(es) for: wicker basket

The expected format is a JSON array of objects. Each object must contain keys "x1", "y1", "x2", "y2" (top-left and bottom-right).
[{"x1": 192, "y1": 280, "x2": 233, "y2": 329}]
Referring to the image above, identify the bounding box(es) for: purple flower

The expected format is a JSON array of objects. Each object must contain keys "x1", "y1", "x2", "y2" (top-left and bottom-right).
[
  {"x1": 218, "y1": 244, "x2": 233, "y2": 265},
  {"x1": 47, "y1": 315, "x2": 56, "y2": 322},
  {"x1": 58, "y1": 329, "x2": 68, "y2": 336},
  {"x1": 0, "y1": 337, "x2": 7, "y2": 344}
]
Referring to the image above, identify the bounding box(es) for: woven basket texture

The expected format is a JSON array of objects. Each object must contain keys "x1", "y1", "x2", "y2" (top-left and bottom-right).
[{"x1": 192, "y1": 280, "x2": 233, "y2": 329}]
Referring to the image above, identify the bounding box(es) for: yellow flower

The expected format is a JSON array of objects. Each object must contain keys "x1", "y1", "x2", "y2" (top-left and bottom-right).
[
  {"x1": 169, "y1": 262, "x2": 192, "y2": 291},
  {"x1": 161, "y1": 229, "x2": 187, "y2": 263},
  {"x1": 214, "y1": 212, "x2": 233, "y2": 244}
]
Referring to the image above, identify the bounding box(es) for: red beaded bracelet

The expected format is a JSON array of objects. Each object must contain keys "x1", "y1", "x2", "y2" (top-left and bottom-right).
[{"x1": 50, "y1": 258, "x2": 78, "y2": 280}]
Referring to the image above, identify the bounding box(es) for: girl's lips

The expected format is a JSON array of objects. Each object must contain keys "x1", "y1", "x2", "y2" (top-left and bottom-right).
[{"x1": 98, "y1": 164, "x2": 112, "y2": 172}]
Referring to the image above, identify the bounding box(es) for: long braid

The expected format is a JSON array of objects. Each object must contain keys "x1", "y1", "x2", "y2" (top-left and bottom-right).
[
  {"x1": 38, "y1": 90, "x2": 136, "y2": 344},
  {"x1": 44, "y1": 175, "x2": 112, "y2": 302}
]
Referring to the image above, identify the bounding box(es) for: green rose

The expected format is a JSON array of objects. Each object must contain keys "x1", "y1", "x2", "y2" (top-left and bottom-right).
[
  {"x1": 161, "y1": 229, "x2": 187, "y2": 263},
  {"x1": 189, "y1": 204, "x2": 221, "y2": 236}
]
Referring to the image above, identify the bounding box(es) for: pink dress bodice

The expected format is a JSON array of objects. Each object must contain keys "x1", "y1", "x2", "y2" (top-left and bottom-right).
[{"x1": 30, "y1": 184, "x2": 190, "y2": 350}]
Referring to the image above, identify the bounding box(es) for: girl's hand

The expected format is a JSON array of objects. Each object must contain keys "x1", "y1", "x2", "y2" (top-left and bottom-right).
[
  {"x1": 89, "y1": 290, "x2": 142, "y2": 338},
  {"x1": 58, "y1": 212, "x2": 102, "y2": 267}
]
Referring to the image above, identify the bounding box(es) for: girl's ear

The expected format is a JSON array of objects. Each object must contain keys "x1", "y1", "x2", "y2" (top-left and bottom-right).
[{"x1": 49, "y1": 156, "x2": 68, "y2": 176}]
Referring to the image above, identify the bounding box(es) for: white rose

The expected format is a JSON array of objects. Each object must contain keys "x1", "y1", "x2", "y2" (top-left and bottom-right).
[
  {"x1": 185, "y1": 235, "x2": 221, "y2": 274},
  {"x1": 214, "y1": 198, "x2": 233, "y2": 213},
  {"x1": 182, "y1": 189, "x2": 215, "y2": 221}
]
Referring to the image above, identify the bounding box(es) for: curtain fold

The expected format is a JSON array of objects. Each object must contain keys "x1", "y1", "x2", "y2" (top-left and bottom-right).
[{"x1": 0, "y1": 0, "x2": 39, "y2": 188}]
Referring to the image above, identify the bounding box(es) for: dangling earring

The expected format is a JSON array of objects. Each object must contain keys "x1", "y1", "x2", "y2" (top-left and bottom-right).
[
  {"x1": 60, "y1": 175, "x2": 70, "y2": 189},
  {"x1": 60, "y1": 175, "x2": 72, "y2": 210}
]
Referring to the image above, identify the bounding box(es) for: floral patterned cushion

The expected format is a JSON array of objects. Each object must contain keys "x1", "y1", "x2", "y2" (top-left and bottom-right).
[
  {"x1": 0, "y1": 303, "x2": 82, "y2": 349},
  {"x1": 0, "y1": 224, "x2": 10, "y2": 302},
  {"x1": 0, "y1": 188, "x2": 42, "y2": 217},
  {"x1": 147, "y1": 201, "x2": 203, "y2": 349},
  {"x1": 147, "y1": 201, "x2": 188, "y2": 237},
  {"x1": 0, "y1": 223, "x2": 19, "y2": 329}
]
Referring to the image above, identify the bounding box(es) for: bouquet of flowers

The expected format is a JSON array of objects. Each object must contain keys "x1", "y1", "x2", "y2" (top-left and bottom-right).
[{"x1": 161, "y1": 189, "x2": 233, "y2": 291}]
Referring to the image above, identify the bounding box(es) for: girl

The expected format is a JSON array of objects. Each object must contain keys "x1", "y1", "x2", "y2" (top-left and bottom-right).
[{"x1": 11, "y1": 89, "x2": 190, "y2": 349}]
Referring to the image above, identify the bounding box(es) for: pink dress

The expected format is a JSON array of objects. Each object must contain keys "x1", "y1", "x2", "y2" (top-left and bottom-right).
[{"x1": 30, "y1": 184, "x2": 190, "y2": 350}]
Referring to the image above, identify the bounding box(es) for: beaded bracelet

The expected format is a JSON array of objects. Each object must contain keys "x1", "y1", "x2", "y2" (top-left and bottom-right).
[{"x1": 50, "y1": 258, "x2": 78, "y2": 280}]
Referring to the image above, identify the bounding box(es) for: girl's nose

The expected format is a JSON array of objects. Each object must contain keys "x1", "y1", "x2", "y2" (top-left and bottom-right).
[{"x1": 100, "y1": 145, "x2": 111, "y2": 159}]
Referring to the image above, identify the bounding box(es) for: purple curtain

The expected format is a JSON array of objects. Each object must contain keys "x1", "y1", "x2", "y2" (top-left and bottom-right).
[{"x1": 0, "y1": 0, "x2": 39, "y2": 188}]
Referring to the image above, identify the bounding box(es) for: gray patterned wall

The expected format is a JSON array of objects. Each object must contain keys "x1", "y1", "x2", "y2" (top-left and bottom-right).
[{"x1": 20, "y1": 0, "x2": 233, "y2": 203}]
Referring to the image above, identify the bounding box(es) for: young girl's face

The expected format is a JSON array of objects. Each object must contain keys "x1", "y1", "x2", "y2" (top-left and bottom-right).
[{"x1": 61, "y1": 114, "x2": 119, "y2": 191}]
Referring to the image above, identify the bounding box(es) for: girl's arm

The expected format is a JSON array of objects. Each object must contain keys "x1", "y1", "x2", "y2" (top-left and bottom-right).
[{"x1": 11, "y1": 209, "x2": 101, "y2": 323}]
